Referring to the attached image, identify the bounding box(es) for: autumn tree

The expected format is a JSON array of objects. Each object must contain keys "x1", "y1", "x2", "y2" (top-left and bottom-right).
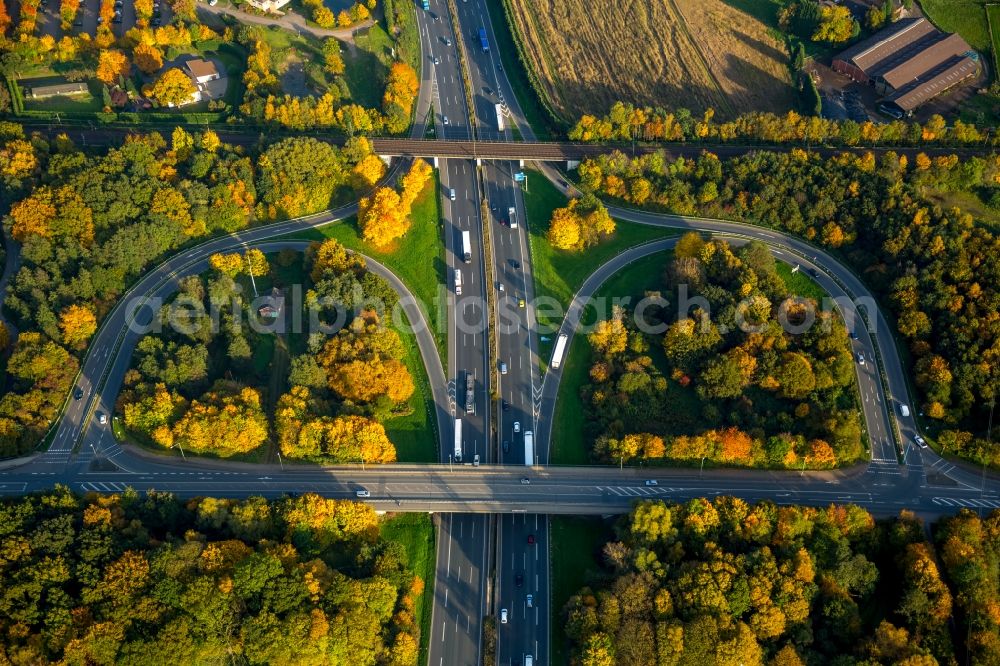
[
  {"x1": 96, "y1": 50, "x2": 131, "y2": 85},
  {"x1": 59, "y1": 304, "x2": 97, "y2": 348},
  {"x1": 148, "y1": 67, "x2": 196, "y2": 107},
  {"x1": 398, "y1": 158, "x2": 432, "y2": 211},
  {"x1": 359, "y1": 187, "x2": 408, "y2": 248},
  {"x1": 382, "y1": 61, "x2": 419, "y2": 133},
  {"x1": 322, "y1": 38, "x2": 345, "y2": 75},
  {"x1": 812, "y1": 5, "x2": 857, "y2": 42},
  {"x1": 170, "y1": 382, "x2": 269, "y2": 455},
  {"x1": 133, "y1": 42, "x2": 163, "y2": 75}
]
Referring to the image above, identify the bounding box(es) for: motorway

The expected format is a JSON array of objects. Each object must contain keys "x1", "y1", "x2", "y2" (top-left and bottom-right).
[
  {"x1": 3, "y1": 8, "x2": 1000, "y2": 666},
  {"x1": 449, "y1": 1, "x2": 551, "y2": 663},
  {"x1": 420, "y1": 3, "x2": 492, "y2": 665}
]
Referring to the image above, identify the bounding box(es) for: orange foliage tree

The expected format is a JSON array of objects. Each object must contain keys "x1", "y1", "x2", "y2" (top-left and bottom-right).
[{"x1": 96, "y1": 50, "x2": 131, "y2": 85}]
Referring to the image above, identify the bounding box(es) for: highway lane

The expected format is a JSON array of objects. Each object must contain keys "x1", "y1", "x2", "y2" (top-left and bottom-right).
[
  {"x1": 452, "y1": 1, "x2": 550, "y2": 662},
  {"x1": 432, "y1": 514, "x2": 488, "y2": 666},
  {"x1": 420, "y1": 2, "x2": 492, "y2": 666}
]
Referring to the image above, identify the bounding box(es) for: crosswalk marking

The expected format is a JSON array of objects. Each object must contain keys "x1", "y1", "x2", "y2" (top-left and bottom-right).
[{"x1": 933, "y1": 497, "x2": 1000, "y2": 509}]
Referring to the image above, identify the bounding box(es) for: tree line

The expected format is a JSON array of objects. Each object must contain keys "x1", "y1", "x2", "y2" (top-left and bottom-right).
[
  {"x1": 569, "y1": 103, "x2": 993, "y2": 148},
  {"x1": 0, "y1": 487, "x2": 427, "y2": 664},
  {"x1": 563, "y1": 498, "x2": 981, "y2": 665},
  {"x1": 0, "y1": 125, "x2": 379, "y2": 458},
  {"x1": 576, "y1": 148, "x2": 1000, "y2": 467},
  {"x1": 581, "y1": 235, "x2": 861, "y2": 468}
]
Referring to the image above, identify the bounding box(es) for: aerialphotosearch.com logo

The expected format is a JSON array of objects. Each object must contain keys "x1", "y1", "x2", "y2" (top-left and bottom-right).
[{"x1": 124, "y1": 282, "x2": 879, "y2": 340}]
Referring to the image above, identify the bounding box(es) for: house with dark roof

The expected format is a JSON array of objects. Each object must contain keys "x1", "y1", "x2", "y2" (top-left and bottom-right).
[{"x1": 831, "y1": 17, "x2": 979, "y2": 116}]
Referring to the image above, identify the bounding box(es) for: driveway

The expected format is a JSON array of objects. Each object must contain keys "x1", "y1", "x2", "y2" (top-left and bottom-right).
[{"x1": 196, "y1": 1, "x2": 371, "y2": 41}]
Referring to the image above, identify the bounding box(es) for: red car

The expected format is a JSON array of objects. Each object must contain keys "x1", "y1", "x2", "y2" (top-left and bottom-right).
[{"x1": 527, "y1": 534, "x2": 535, "y2": 545}]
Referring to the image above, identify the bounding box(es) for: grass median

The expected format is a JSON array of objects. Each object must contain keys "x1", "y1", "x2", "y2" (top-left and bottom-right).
[
  {"x1": 522, "y1": 169, "x2": 678, "y2": 364},
  {"x1": 550, "y1": 516, "x2": 614, "y2": 666},
  {"x1": 380, "y1": 513, "x2": 436, "y2": 664},
  {"x1": 549, "y1": 251, "x2": 672, "y2": 465},
  {"x1": 281, "y1": 174, "x2": 448, "y2": 365}
]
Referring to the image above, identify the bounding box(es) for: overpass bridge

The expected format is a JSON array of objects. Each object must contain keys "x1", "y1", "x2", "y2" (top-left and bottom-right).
[{"x1": 368, "y1": 137, "x2": 639, "y2": 161}]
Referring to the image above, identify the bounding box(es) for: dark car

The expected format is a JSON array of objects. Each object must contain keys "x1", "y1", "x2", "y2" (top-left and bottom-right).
[
  {"x1": 73, "y1": 388, "x2": 83, "y2": 400},
  {"x1": 502, "y1": 399, "x2": 509, "y2": 411},
  {"x1": 503, "y1": 439, "x2": 510, "y2": 453},
  {"x1": 527, "y1": 534, "x2": 535, "y2": 545},
  {"x1": 808, "y1": 268, "x2": 819, "y2": 278},
  {"x1": 112, "y1": 16, "x2": 122, "y2": 23},
  {"x1": 515, "y1": 573, "x2": 524, "y2": 587},
  {"x1": 510, "y1": 259, "x2": 521, "y2": 269}
]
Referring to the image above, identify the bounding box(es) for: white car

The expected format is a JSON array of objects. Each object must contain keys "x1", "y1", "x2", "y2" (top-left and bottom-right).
[
  {"x1": 856, "y1": 352, "x2": 865, "y2": 365},
  {"x1": 443, "y1": 116, "x2": 449, "y2": 125},
  {"x1": 500, "y1": 362, "x2": 507, "y2": 375},
  {"x1": 500, "y1": 608, "x2": 508, "y2": 624},
  {"x1": 526, "y1": 594, "x2": 533, "y2": 608},
  {"x1": 356, "y1": 489, "x2": 370, "y2": 498},
  {"x1": 97, "y1": 412, "x2": 108, "y2": 425},
  {"x1": 645, "y1": 479, "x2": 658, "y2": 486},
  {"x1": 914, "y1": 435, "x2": 928, "y2": 448},
  {"x1": 513, "y1": 421, "x2": 520, "y2": 433}
]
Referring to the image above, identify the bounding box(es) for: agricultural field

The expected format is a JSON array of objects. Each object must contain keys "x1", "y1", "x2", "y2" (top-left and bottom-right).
[
  {"x1": 922, "y1": 0, "x2": 992, "y2": 50},
  {"x1": 504, "y1": 0, "x2": 795, "y2": 120}
]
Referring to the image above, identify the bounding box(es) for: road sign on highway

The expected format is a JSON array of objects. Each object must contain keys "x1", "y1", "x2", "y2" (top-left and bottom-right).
[{"x1": 514, "y1": 172, "x2": 526, "y2": 182}]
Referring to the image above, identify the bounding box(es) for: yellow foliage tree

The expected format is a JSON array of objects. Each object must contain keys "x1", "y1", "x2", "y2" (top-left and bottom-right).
[
  {"x1": 398, "y1": 158, "x2": 432, "y2": 211},
  {"x1": 588, "y1": 314, "x2": 628, "y2": 357},
  {"x1": 359, "y1": 187, "x2": 409, "y2": 248},
  {"x1": 209, "y1": 252, "x2": 244, "y2": 277},
  {"x1": 133, "y1": 42, "x2": 163, "y2": 74},
  {"x1": 148, "y1": 67, "x2": 196, "y2": 107},
  {"x1": 352, "y1": 154, "x2": 386, "y2": 189},
  {"x1": 547, "y1": 206, "x2": 581, "y2": 250},
  {"x1": 200, "y1": 129, "x2": 221, "y2": 152},
  {"x1": 59, "y1": 304, "x2": 97, "y2": 348},
  {"x1": 309, "y1": 238, "x2": 366, "y2": 282},
  {"x1": 171, "y1": 384, "x2": 269, "y2": 455}
]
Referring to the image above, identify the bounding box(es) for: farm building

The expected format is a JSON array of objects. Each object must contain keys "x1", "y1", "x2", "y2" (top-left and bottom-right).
[
  {"x1": 831, "y1": 17, "x2": 979, "y2": 116},
  {"x1": 28, "y1": 82, "x2": 88, "y2": 99}
]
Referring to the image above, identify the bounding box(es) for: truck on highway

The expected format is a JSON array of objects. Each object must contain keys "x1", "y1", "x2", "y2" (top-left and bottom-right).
[
  {"x1": 495, "y1": 103, "x2": 504, "y2": 132},
  {"x1": 454, "y1": 418, "x2": 463, "y2": 462},
  {"x1": 550, "y1": 333, "x2": 568, "y2": 369},
  {"x1": 461, "y1": 230, "x2": 472, "y2": 263},
  {"x1": 478, "y1": 27, "x2": 489, "y2": 52},
  {"x1": 465, "y1": 373, "x2": 474, "y2": 414},
  {"x1": 454, "y1": 268, "x2": 462, "y2": 295},
  {"x1": 508, "y1": 206, "x2": 517, "y2": 229},
  {"x1": 523, "y1": 431, "x2": 534, "y2": 466}
]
